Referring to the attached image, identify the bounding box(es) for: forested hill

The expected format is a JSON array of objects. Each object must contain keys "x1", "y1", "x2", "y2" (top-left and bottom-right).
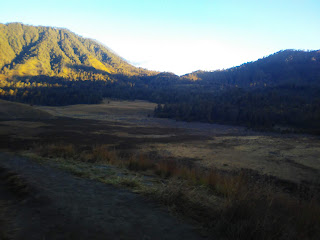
[
  {"x1": 182, "y1": 49, "x2": 320, "y2": 88},
  {"x1": 155, "y1": 50, "x2": 320, "y2": 134},
  {"x1": 1, "y1": 22, "x2": 319, "y2": 89},
  {"x1": 0, "y1": 22, "x2": 158, "y2": 81},
  {"x1": 0, "y1": 22, "x2": 176, "y2": 106}
]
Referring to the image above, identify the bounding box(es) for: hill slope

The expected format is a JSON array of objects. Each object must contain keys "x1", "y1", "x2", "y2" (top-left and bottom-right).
[
  {"x1": 155, "y1": 50, "x2": 320, "y2": 133},
  {"x1": 0, "y1": 23, "x2": 157, "y2": 81},
  {"x1": 183, "y1": 49, "x2": 320, "y2": 88},
  {"x1": 0, "y1": 99, "x2": 53, "y2": 120}
]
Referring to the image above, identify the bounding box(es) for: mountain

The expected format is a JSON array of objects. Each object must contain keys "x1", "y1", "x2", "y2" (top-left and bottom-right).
[
  {"x1": 0, "y1": 22, "x2": 158, "y2": 81},
  {"x1": 155, "y1": 50, "x2": 320, "y2": 134},
  {"x1": 2, "y1": 23, "x2": 318, "y2": 90},
  {"x1": 182, "y1": 49, "x2": 320, "y2": 88}
]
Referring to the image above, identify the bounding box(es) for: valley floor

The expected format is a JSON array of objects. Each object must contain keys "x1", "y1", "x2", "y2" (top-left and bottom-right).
[
  {"x1": 34, "y1": 99, "x2": 320, "y2": 185},
  {"x1": 1, "y1": 99, "x2": 320, "y2": 239}
]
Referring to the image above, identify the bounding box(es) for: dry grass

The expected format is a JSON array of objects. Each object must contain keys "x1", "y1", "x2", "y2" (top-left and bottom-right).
[
  {"x1": 36, "y1": 99, "x2": 156, "y2": 121},
  {"x1": 29, "y1": 143, "x2": 320, "y2": 239},
  {"x1": 5, "y1": 99, "x2": 319, "y2": 239},
  {"x1": 91, "y1": 145, "x2": 118, "y2": 163},
  {"x1": 149, "y1": 178, "x2": 320, "y2": 239},
  {"x1": 127, "y1": 153, "x2": 156, "y2": 171},
  {"x1": 34, "y1": 143, "x2": 76, "y2": 159},
  {"x1": 33, "y1": 99, "x2": 320, "y2": 185},
  {"x1": 143, "y1": 135, "x2": 320, "y2": 184}
]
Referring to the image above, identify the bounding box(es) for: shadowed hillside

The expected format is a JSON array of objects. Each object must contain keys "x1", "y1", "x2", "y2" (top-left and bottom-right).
[
  {"x1": 182, "y1": 49, "x2": 320, "y2": 88},
  {"x1": 155, "y1": 50, "x2": 320, "y2": 133},
  {"x1": 0, "y1": 99, "x2": 53, "y2": 120}
]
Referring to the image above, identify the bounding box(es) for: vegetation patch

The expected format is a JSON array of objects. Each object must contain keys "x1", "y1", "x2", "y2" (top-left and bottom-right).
[{"x1": 25, "y1": 143, "x2": 320, "y2": 239}]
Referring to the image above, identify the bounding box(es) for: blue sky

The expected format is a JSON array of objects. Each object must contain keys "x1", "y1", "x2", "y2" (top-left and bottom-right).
[{"x1": 1, "y1": 0, "x2": 319, "y2": 75}]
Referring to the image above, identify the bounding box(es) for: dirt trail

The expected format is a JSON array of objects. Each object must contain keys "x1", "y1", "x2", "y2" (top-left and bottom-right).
[{"x1": 0, "y1": 152, "x2": 202, "y2": 240}]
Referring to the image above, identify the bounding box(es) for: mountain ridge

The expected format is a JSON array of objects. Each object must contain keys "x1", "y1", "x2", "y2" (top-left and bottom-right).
[
  {"x1": 182, "y1": 49, "x2": 320, "y2": 87},
  {"x1": 1, "y1": 22, "x2": 319, "y2": 88},
  {"x1": 0, "y1": 22, "x2": 158, "y2": 81}
]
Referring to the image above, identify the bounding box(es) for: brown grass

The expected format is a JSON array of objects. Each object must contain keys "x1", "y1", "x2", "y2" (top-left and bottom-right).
[
  {"x1": 149, "y1": 178, "x2": 320, "y2": 239},
  {"x1": 127, "y1": 153, "x2": 156, "y2": 171},
  {"x1": 91, "y1": 145, "x2": 118, "y2": 163},
  {"x1": 36, "y1": 99, "x2": 156, "y2": 120},
  {"x1": 34, "y1": 143, "x2": 76, "y2": 159},
  {"x1": 30, "y1": 143, "x2": 320, "y2": 239}
]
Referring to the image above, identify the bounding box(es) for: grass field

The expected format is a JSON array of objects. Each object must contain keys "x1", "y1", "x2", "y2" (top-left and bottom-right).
[
  {"x1": 1, "y1": 99, "x2": 320, "y2": 238},
  {"x1": 0, "y1": 99, "x2": 317, "y2": 185},
  {"x1": 36, "y1": 99, "x2": 156, "y2": 122},
  {"x1": 34, "y1": 99, "x2": 320, "y2": 185}
]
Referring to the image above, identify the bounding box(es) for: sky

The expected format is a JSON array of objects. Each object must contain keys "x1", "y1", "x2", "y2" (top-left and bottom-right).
[{"x1": 1, "y1": 0, "x2": 320, "y2": 75}]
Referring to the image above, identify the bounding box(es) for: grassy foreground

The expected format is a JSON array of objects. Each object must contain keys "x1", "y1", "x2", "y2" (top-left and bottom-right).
[{"x1": 22, "y1": 143, "x2": 320, "y2": 239}]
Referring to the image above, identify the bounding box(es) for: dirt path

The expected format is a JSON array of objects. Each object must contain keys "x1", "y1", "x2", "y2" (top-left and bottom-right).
[{"x1": 0, "y1": 152, "x2": 203, "y2": 240}]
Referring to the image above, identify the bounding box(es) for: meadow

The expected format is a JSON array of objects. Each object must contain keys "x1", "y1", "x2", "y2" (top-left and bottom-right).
[
  {"x1": 34, "y1": 99, "x2": 320, "y2": 185},
  {"x1": 0, "y1": 99, "x2": 320, "y2": 239}
]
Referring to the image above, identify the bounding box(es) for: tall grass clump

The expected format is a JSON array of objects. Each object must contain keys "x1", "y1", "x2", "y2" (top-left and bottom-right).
[
  {"x1": 91, "y1": 145, "x2": 118, "y2": 163},
  {"x1": 127, "y1": 153, "x2": 156, "y2": 171}
]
